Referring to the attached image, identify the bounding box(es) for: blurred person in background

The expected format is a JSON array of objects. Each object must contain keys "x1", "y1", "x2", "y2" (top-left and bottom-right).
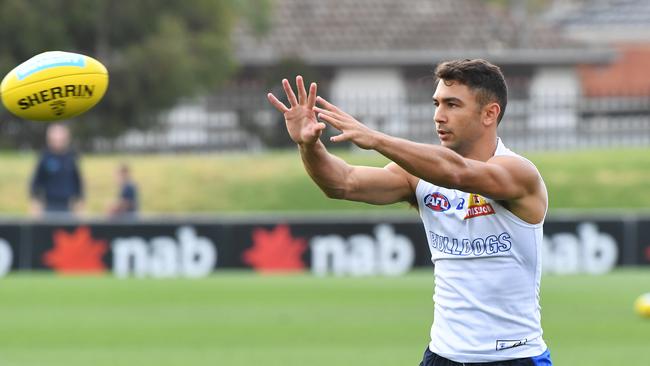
[
  {"x1": 107, "y1": 163, "x2": 138, "y2": 219},
  {"x1": 268, "y1": 59, "x2": 552, "y2": 365},
  {"x1": 30, "y1": 123, "x2": 84, "y2": 218}
]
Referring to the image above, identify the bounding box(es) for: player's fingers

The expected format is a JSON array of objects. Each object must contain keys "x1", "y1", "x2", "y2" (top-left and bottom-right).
[
  {"x1": 282, "y1": 79, "x2": 299, "y2": 106},
  {"x1": 313, "y1": 106, "x2": 336, "y2": 118},
  {"x1": 267, "y1": 93, "x2": 289, "y2": 113},
  {"x1": 312, "y1": 122, "x2": 326, "y2": 134},
  {"x1": 317, "y1": 111, "x2": 342, "y2": 130},
  {"x1": 306, "y1": 82, "x2": 318, "y2": 109},
  {"x1": 296, "y1": 75, "x2": 308, "y2": 105},
  {"x1": 330, "y1": 133, "x2": 348, "y2": 143},
  {"x1": 315, "y1": 106, "x2": 349, "y2": 129},
  {"x1": 316, "y1": 95, "x2": 344, "y2": 114}
]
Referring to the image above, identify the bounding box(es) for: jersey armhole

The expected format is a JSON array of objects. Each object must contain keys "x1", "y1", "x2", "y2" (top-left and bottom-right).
[
  {"x1": 492, "y1": 200, "x2": 545, "y2": 228},
  {"x1": 415, "y1": 179, "x2": 427, "y2": 198}
]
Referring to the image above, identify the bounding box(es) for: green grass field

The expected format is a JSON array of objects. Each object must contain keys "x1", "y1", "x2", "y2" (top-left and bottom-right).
[
  {"x1": 0, "y1": 269, "x2": 648, "y2": 366},
  {"x1": 1, "y1": 148, "x2": 649, "y2": 216}
]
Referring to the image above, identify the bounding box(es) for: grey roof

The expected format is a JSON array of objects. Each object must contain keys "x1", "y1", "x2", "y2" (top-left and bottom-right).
[
  {"x1": 232, "y1": 0, "x2": 614, "y2": 66},
  {"x1": 548, "y1": 0, "x2": 650, "y2": 27},
  {"x1": 543, "y1": 0, "x2": 650, "y2": 43}
]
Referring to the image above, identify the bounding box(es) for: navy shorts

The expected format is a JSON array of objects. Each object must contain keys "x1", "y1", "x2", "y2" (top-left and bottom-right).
[{"x1": 418, "y1": 346, "x2": 552, "y2": 366}]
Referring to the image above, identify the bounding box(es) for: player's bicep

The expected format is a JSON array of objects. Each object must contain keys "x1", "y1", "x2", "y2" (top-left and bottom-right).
[
  {"x1": 461, "y1": 156, "x2": 540, "y2": 201},
  {"x1": 344, "y1": 162, "x2": 414, "y2": 205}
]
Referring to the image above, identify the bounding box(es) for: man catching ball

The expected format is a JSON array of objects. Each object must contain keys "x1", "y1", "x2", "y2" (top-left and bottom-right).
[{"x1": 268, "y1": 59, "x2": 552, "y2": 366}]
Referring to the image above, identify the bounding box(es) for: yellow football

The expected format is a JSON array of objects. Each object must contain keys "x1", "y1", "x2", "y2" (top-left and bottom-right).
[
  {"x1": 0, "y1": 51, "x2": 108, "y2": 121},
  {"x1": 634, "y1": 293, "x2": 650, "y2": 318}
]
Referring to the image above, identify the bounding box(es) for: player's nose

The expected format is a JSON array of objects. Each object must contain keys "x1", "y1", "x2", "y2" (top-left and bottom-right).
[{"x1": 434, "y1": 106, "x2": 446, "y2": 124}]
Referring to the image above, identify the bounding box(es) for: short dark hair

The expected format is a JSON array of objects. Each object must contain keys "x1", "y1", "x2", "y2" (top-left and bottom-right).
[{"x1": 434, "y1": 59, "x2": 508, "y2": 124}]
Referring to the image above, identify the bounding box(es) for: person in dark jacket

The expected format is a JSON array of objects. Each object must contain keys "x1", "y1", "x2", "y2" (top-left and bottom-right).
[
  {"x1": 107, "y1": 163, "x2": 138, "y2": 219},
  {"x1": 30, "y1": 124, "x2": 84, "y2": 217}
]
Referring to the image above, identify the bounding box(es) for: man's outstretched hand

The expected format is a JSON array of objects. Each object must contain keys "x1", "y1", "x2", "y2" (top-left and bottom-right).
[
  {"x1": 314, "y1": 96, "x2": 380, "y2": 150},
  {"x1": 267, "y1": 76, "x2": 326, "y2": 146}
]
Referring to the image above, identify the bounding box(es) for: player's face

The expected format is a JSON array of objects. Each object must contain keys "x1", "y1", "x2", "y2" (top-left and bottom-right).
[{"x1": 432, "y1": 80, "x2": 483, "y2": 154}]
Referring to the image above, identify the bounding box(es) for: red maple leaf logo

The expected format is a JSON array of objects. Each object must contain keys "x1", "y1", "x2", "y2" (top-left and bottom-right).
[
  {"x1": 43, "y1": 226, "x2": 108, "y2": 274},
  {"x1": 242, "y1": 224, "x2": 307, "y2": 273}
]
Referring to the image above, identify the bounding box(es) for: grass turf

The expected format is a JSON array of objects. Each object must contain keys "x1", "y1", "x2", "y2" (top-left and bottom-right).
[
  {"x1": 0, "y1": 148, "x2": 649, "y2": 215},
  {"x1": 0, "y1": 269, "x2": 648, "y2": 366}
]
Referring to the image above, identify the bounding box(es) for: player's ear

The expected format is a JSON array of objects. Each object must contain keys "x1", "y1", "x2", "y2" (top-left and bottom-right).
[{"x1": 482, "y1": 102, "x2": 500, "y2": 127}]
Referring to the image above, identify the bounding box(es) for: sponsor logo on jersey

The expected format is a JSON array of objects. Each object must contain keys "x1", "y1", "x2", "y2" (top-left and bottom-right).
[
  {"x1": 464, "y1": 193, "x2": 495, "y2": 219},
  {"x1": 496, "y1": 338, "x2": 528, "y2": 351},
  {"x1": 424, "y1": 192, "x2": 451, "y2": 212}
]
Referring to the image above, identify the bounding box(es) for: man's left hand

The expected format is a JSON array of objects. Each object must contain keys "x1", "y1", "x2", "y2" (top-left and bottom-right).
[{"x1": 314, "y1": 96, "x2": 381, "y2": 150}]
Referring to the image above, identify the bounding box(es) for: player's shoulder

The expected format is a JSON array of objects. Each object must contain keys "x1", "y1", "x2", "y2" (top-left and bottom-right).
[
  {"x1": 384, "y1": 161, "x2": 419, "y2": 204},
  {"x1": 385, "y1": 161, "x2": 418, "y2": 185},
  {"x1": 491, "y1": 140, "x2": 542, "y2": 177},
  {"x1": 486, "y1": 155, "x2": 543, "y2": 195},
  {"x1": 489, "y1": 153, "x2": 539, "y2": 171}
]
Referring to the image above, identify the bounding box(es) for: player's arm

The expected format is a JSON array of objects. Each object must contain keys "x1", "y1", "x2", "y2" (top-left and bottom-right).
[
  {"x1": 378, "y1": 141, "x2": 546, "y2": 223},
  {"x1": 374, "y1": 136, "x2": 538, "y2": 200},
  {"x1": 267, "y1": 76, "x2": 413, "y2": 205},
  {"x1": 299, "y1": 140, "x2": 413, "y2": 204},
  {"x1": 315, "y1": 97, "x2": 546, "y2": 222}
]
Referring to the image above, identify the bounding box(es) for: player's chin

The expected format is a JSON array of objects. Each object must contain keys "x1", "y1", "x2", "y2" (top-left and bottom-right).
[
  {"x1": 440, "y1": 139, "x2": 462, "y2": 153},
  {"x1": 438, "y1": 137, "x2": 453, "y2": 148}
]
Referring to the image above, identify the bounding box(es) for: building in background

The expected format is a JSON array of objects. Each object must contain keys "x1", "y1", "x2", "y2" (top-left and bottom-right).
[
  {"x1": 543, "y1": 0, "x2": 650, "y2": 145},
  {"x1": 114, "y1": 0, "x2": 622, "y2": 152}
]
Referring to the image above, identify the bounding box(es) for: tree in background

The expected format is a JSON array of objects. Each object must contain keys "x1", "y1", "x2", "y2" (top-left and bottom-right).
[{"x1": 0, "y1": 0, "x2": 270, "y2": 150}]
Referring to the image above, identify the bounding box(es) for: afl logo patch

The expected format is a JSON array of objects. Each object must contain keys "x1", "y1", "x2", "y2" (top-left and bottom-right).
[{"x1": 424, "y1": 193, "x2": 451, "y2": 212}]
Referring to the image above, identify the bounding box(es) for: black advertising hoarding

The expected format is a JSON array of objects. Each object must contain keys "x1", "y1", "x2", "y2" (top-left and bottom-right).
[
  {"x1": 0, "y1": 214, "x2": 647, "y2": 277},
  {"x1": 0, "y1": 224, "x2": 22, "y2": 275},
  {"x1": 230, "y1": 221, "x2": 430, "y2": 276},
  {"x1": 541, "y1": 217, "x2": 626, "y2": 275},
  {"x1": 635, "y1": 218, "x2": 650, "y2": 266},
  {"x1": 25, "y1": 223, "x2": 225, "y2": 277}
]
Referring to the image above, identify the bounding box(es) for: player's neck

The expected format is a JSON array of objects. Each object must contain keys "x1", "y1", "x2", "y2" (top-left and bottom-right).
[{"x1": 459, "y1": 133, "x2": 498, "y2": 162}]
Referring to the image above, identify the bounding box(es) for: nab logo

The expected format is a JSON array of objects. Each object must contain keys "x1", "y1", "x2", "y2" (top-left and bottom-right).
[
  {"x1": 242, "y1": 224, "x2": 307, "y2": 273},
  {"x1": 43, "y1": 226, "x2": 107, "y2": 274},
  {"x1": 424, "y1": 193, "x2": 451, "y2": 212}
]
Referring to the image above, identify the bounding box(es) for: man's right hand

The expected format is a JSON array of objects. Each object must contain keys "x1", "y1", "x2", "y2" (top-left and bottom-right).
[{"x1": 267, "y1": 76, "x2": 326, "y2": 146}]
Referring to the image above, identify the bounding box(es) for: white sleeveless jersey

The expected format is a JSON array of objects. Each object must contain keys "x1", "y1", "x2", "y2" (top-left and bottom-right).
[{"x1": 416, "y1": 139, "x2": 548, "y2": 363}]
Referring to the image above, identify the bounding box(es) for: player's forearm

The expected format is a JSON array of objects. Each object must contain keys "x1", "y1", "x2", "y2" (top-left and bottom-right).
[
  {"x1": 372, "y1": 133, "x2": 467, "y2": 188},
  {"x1": 298, "y1": 141, "x2": 352, "y2": 199}
]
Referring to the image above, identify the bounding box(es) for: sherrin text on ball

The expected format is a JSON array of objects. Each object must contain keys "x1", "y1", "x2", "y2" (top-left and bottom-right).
[{"x1": 0, "y1": 51, "x2": 108, "y2": 121}]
